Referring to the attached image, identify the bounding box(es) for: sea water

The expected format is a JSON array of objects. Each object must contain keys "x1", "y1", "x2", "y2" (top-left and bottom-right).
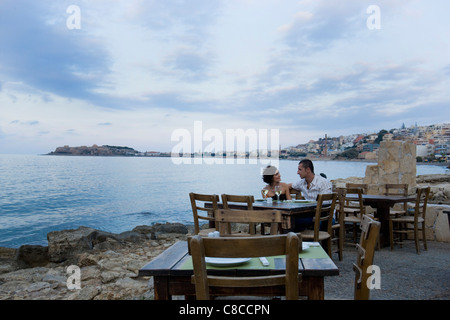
[{"x1": 0, "y1": 154, "x2": 447, "y2": 248}]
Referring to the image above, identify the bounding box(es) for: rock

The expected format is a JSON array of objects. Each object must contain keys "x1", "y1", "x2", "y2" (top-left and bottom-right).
[
  {"x1": 416, "y1": 174, "x2": 450, "y2": 184},
  {"x1": 87, "y1": 230, "x2": 122, "y2": 246},
  {"x1": 117, "y1": 231, "x2": 146, "y2": 243},
  {"x1": 153, "y1": 222, "x2": 188, "y2": 234},
  {"x1": 77, "y1": 252, "x2": 100, "y2": 267},
  {"x1": 92, "y1": 237, "x2": 123, "y2": 251},
  {"x1": 47, "y1": 226, "x2": 96, "y2": 262},
  {"x1": 25, "y1": 281, "x2": 51, "y2": 292},
  {"x1": 0, "y1": 247, "x2": 17, "y2": 259},
  {"x1": 132, "y1": 225, "x2": 155, "y2": 238},
  {"x1": 68, "y1": 286, "x2": 100, "y2": 300},
  {"x1": 16, "y1": 245, "x2": 49, "y2": 267}
]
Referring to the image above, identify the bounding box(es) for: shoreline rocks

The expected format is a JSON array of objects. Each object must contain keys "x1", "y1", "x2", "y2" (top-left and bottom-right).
[{"x1": 0, "y1": 223, "x2": 189, "y2": 300}]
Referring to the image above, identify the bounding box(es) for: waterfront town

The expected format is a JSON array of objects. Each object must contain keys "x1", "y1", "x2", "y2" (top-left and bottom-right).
[{"x1": 48, "y1": 123, "x2": 449, "y2": 163}]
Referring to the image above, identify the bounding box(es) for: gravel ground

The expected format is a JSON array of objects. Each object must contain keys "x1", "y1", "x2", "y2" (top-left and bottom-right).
[{"x1": 325, "y1": 241, "x2": 450, "y2": 300}]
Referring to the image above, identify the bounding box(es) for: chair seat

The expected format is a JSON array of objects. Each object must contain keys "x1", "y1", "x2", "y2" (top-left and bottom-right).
[
  {"x1": 344, "y1": 208, "x2": 361, "y2": 215},
  {"x1": 344, "y1": 215, "x2": 361, "y2": 223},
  {"x1": 391, "y1": 216, "x2": 424, "y2": 224},
  {"x1": 301, "y1": 230, "x2": 330, "y2": 241},
  {"x1": 390, "y1": 209, "x2": 407, "y2": 216}
]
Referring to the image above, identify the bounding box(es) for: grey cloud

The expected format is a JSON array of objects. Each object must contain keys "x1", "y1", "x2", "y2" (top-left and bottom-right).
[{"x1": 0, "y1": 1, "x2": 111, "y2": 104}]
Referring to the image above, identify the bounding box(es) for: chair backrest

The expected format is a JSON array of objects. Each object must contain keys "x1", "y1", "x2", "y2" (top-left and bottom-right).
[
  {"x1": 385, "y1": 183, "x2": 409, "y2": 212},
  {"x1": 215, "y1": 209, "x2": 282, "y2": 236},
  {"x1": 335, "y1": 188, "x2": 347, "y2": 226},
  {"x1": 344, "y1": 187, "x2": 365, "y2": 217},
  {"x1": 189, "y1": 233, "x2": 300, "y2": 300},
  {"x1": 221, "y1": 194, "x2": 254, "y2": 210},
  {"x1": 189, "y1": 193, "x2": 220, "y2": 235},
  {"x1": 353, "y1": 215, "x2": 381, "y2": 300},
  {"x1": 384, "y1": 183, "x2": 408, "y2": 196},
  {"x1": 413, "y1": 186, "x2": 431, "y2": 222},
  {"x1": 311, "y1": 193, "x2": 337, "y2": 241},
  {"x1": 346, "y1": 183, "x2": 368, "y2": 194},
  {"x1": 221, "y1": 194, "x2": 255, "y2": 234},
  {"x1": 289, "y1": 188, "x2": 304, "y2": 200}
]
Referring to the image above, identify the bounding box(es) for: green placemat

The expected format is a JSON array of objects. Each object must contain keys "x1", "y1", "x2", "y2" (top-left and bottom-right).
[{"x1": 179, "y1": 245, "x2": 328, "y2": 270}]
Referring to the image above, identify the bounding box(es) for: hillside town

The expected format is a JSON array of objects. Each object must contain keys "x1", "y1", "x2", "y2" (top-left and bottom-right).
[{"x1": 283, "y1": 123, "x2": 449, "y2": 163}]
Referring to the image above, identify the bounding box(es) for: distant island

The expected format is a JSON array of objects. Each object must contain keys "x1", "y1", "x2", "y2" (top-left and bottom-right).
[{"x1": 47, "y1": 144, "x2": 170, "y2": 157}]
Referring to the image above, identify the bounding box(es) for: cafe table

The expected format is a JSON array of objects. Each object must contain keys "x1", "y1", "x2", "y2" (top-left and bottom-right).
[
  {"x1": 346, "y1": 194, "x2": 415, "y2": 247},
  {"x1": 206, "y1": 200, "x2": 318, "y2": 232},
  {"x1": 138, "y1": 240, "x2": 339, "y2": 300}
]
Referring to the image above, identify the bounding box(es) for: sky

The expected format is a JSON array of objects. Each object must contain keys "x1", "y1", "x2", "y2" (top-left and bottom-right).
[{"x1": 0, "y1": 0, "x2": 449, "y2": 154}]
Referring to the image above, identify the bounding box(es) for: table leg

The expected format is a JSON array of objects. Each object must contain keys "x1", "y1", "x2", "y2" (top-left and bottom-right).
[
  {"x1": 154, "y1": 276, "x2": 171, "y2": 300},
  {"x1": 371, "y1": 203, "x2": 392, "y2": 247},
  {"x1": 304, "y1": 277, "x2": 324, "y2": 300}
]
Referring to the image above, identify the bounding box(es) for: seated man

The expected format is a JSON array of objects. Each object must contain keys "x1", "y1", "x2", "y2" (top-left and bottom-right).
[{"x1": 290, "y1": 159, "x2": 332, "y2": 231}]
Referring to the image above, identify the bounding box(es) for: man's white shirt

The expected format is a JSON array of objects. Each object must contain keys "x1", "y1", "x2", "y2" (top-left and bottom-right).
[{"x1": 292, "y1": 174, "x2": 332, "y2": 201}]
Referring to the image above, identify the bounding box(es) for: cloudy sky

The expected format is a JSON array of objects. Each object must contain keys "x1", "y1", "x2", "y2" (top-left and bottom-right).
[{"x1": 0, "y1": 0, "x2": 449, "y2": 154}]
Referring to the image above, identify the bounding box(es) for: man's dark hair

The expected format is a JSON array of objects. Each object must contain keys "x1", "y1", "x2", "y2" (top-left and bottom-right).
[{"x1": 299, "y1": 159, "x2": 314, "y2": 174}]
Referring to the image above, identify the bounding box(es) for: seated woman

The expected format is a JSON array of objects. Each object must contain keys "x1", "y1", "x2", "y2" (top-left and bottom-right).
[{"x1": 262, "y1": 166, "x2": 292, "y2": 201}]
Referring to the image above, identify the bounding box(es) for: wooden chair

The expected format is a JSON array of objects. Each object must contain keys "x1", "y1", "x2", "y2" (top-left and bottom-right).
[
  {"x1": 289, "y1": 188, "x2": 304, "y2": 200},
  {"x1": 343, "y1": 187, "x2": 366, "y2": 244},
  {"x1": 189, "y1": 193, "x2": 220, "y2": 235},
  {"x1": 221, "y1": 194, "x2": 255, "y2": 235},
  {"x1": 301, "y1": 193, "x2": 337, "y2": 258},
  {"x1": 353, "y1": 215, "x2": 381, "y2": 300},
  {"x1": 332, "y1": 188, "x2": 346, "y2": 261},
  {"x1": 389, "y1": 186, "x2": 430, "y2": 254},
  {"x1": 346, "y1": 183, "x2": 368, "y2": 194},
  {"x1": 189, "y1": 233, "x2": 300, "y2": 300},
  {"x1": 215, "y1": 209, "x2": 282, "y2": 236},
  {"x1": 385, "y1": 183, "x2": 409, "y2": 217}
]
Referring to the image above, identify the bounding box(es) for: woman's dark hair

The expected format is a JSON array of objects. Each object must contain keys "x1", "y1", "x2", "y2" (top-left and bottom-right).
[{"x1": 262, "y1": 165, "x2": 277, "y2": 184}]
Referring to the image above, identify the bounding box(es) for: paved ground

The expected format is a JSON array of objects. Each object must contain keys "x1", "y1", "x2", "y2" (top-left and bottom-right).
[{"x1": 324, "y1": 241, "x2": 450, "y2": 300}]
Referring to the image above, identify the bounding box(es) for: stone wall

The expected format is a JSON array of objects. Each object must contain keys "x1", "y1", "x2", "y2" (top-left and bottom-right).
[{"x1": 364, "y1": 140, "x2": 417, "y2": 194}]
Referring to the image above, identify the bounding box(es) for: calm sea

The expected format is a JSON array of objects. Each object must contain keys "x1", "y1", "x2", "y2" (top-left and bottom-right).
[{"x1": 0, "y1": 154, "x2": 447, "y2": 248}]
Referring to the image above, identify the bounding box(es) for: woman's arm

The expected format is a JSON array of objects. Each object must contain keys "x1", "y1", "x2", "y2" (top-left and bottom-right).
[{"x1": 281, "y1": 183, "x2": 292, "y2": 200}]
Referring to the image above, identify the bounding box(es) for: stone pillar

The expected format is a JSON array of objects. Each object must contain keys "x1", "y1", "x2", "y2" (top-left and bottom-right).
[{"x1": 364, "y1": 140, "x2": 417, "y2": 194}]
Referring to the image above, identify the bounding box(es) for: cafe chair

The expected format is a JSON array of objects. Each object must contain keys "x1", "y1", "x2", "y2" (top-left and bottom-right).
[
  {"x1": 388, "y1": 186, "x2": 430, "y2": 254},
  {"x1": 353, "y1": 215, "x2": 381, "y2": 300},
  {"x1": 332, "y1": 188, "x2": 347, "y2": 261},
  {"x1": 221, "y1": 194, "x2": 255, "y2": 235},
  {"x1": 301, "y1": 193, "x2": 337, "y2": 258},
  {"x1": 343, "y1": 187, "x2": 366, "y2": 244},
  {"x1": 215, "y1": 209, "x2": 282, "y2": 236},
  {"x1": 346, "y1": 183, "x2": 368, "y2": 194},
  {"x1": 189, "y1": 233, "x2": 301, "y2": 300},
  {"x1": 385, "y1": 183, "x2": 409, "y2": 217},
  {"x1": 222, "y1": 194, "x2": 256, "y2": 235},
  {"x1": 189, "y1": 192, "x2": 220, "y2": 236}
]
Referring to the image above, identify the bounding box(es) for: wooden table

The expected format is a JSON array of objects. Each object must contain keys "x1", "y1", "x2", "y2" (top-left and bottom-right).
[
  {"x1": 347, "y1": 194, "x2": 415, "y2": 247},
  {"x1": 207, "y1": 200, "x2": 317, "y2": 232},
  {"x1": 138, "y1": 240, "x2": 339, "y2": 300}
]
